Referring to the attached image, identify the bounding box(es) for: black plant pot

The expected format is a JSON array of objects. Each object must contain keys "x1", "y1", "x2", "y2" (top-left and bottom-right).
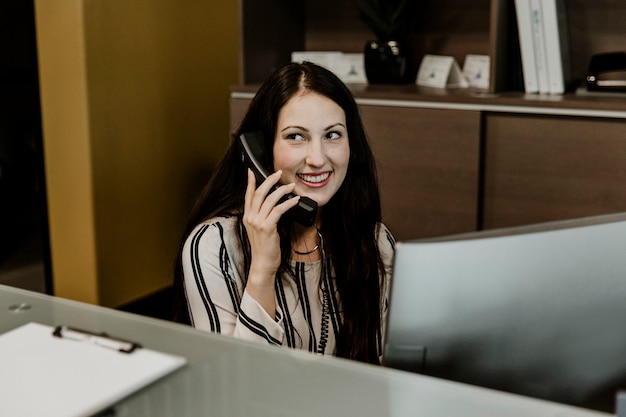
[{"x1": 364, "y1": 40, "x2": 409, "y2": 84}]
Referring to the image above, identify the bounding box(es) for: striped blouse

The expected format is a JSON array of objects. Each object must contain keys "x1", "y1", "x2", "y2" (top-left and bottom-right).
[{"x1": 182, "y1": 215, "x2": 395, "y2": 356}]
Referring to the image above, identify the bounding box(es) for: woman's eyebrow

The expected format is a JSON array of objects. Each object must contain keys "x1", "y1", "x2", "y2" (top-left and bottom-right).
[
  {"x1": 324, "y1": 123, "x2": 346, "y2": 130},
  {"x1": 280, "y1": 125, "x2": 308, "y2": 132},
  {"x1": 279, "y1": 123, "x2": 346, "y2": 132}
]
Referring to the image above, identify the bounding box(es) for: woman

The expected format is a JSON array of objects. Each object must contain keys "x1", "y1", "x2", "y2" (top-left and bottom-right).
[{"x1": 173, "y1": 62, "x2": 395, "y2": 364}]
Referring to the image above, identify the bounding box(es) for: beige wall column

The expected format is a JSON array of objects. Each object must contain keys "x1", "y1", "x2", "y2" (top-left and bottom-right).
[{"x1": 35, "y1": 0, "x2": 238, "y2": 307}]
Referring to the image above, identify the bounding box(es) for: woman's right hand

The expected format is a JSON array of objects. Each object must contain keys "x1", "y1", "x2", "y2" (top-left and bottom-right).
[{"x1": 242, "y1": 169, "x2": 300, "y2": 315}]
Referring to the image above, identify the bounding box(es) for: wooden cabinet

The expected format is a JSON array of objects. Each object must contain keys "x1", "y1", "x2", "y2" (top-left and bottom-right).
[
  {"x1": 483, "y1": 113, "x2": 626, "y2": 229},
  {"x1": 360, "y1": 106, "x2": 480, "y2": 240},
  {"x1": 232, "y1": 90, "x2": 626, "y2": 238}
]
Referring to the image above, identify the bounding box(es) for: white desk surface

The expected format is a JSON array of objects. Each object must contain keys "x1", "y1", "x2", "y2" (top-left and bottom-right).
[{"x1": 0, "y1": 284, "x2": 610, "y2": 417}]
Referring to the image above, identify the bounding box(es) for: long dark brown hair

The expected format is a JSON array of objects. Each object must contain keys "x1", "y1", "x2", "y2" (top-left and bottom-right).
[{"x1": 173, "y1": 62, "x2": 385, "y2": 364}]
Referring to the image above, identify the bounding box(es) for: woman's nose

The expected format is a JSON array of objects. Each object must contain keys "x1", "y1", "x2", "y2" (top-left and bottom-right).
[{"x1": 305, "y1": 139, "x2": 325, "y2": 167}]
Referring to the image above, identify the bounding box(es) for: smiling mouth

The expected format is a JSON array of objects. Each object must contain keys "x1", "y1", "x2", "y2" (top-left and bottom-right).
[{"x1": 297, "y1": 172, "x2": 331, "y2": 184}]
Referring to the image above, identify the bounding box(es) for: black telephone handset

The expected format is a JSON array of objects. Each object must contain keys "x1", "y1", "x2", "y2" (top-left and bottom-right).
[{"x1": 237, "y1": 131, "x2": 317, "y2": 227}]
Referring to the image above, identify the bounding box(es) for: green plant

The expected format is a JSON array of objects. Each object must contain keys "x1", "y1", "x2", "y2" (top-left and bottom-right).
[{"x1": 352, "y1": 0, "x2": 417, "y2": 41}]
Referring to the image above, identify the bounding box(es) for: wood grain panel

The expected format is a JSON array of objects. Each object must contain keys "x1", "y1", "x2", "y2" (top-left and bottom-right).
[
  {"x1": 230, "y1": 98, "x2": 251, "y2": 134},
  {"x1": 483, "y1": 113, "x2": 626, "y2": 229},
  {"x1": 360, "y1": 105, "x2": 481, "y2": 240}
]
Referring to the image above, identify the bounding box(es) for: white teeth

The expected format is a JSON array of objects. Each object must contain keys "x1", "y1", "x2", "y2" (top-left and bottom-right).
[{"x1": 299, "y1": 172, "x2": 330, "y2": 183}]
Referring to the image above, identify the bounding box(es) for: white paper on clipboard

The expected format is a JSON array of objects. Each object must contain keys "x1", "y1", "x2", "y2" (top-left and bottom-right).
[{"x1": 0, "y1": 322, "x2": 187, "y2": 417}]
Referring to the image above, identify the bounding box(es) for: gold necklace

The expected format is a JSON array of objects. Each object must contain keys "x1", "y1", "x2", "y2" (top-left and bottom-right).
[
  {"x1": 293, "y1": 228, "x2": 322, "y2": 255},
  {"x1": 293, "y1": 243, "x2": 319, "y2": 255}
]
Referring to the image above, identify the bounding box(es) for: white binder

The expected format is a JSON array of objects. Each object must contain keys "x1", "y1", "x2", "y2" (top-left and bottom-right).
[
  {"x1": 0, "y1": 322, "x2": 187, "y2": 417},
  {"x1": 541, "y1": 0, "x2": 571, "y2": 94},
  {"x1": 530, "y1": 0, "x2": 550, "y2": 94},
  {"x1": 514, "y1": 0, "x2": 538, "y2": 93}
]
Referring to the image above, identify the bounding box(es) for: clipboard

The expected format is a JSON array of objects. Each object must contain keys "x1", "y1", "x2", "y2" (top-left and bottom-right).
[{"x1": 0, "y1": 322, "x2": 187, "y2": 417}]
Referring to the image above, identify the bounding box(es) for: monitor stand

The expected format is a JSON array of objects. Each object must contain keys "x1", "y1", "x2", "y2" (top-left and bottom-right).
[
  {"x1": 617, "y1": 391, "x2": 626, "y2": 417},
  {"x1": 383, "y1": 344, "x2": 426, "y2": 374}
]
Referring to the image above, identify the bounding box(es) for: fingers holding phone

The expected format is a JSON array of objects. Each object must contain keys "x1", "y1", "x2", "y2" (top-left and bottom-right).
[
  {"x1": 244, "y1": 169, "x2": 301, "y2": 225},
  {"x1": 238, "y1": 132, "x2": 317, "y2": 227},
  {"x1": 243, "y1": 169, "x2": 300, "y2": 278}
]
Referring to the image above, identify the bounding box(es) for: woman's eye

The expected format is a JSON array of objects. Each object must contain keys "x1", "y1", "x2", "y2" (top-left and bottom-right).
[
  {"x1": 326, "y1": 131, "x2": 341, "y2": 140},
  {"x1": 286, "y1": 133, "x2": 305, "y2": 141}
]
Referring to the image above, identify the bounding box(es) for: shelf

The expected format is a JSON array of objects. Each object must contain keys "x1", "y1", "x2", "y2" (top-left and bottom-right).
[
  {"x1": 240, "y1": 0, "x2": 498, "y2": 87},
  {"x1": 239, "y1": 0, "x2": 626, "y2": 97},
  {"x1": 231, "y1": 83, "x2": 626, "y2": 118}
]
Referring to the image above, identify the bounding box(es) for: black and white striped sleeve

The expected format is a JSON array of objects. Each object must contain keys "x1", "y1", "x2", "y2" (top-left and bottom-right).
[
  {"x1": 378, "y1": 222, "x2": 396, "y2": 349},
  {"x1": 181, "y1": 219, "x2": 285, "y2": 345}
]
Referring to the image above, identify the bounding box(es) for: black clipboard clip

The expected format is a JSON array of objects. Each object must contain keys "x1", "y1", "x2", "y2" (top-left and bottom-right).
[{"x1": 52, "y1": 325, "x2": 142, "y2": 354}]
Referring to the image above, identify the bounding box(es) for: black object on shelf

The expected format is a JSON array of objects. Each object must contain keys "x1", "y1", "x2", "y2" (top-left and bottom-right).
[
  {"x1": 586, "y1": 52, "x2": 626, "y2": 92},
  {"x1": 364, "y1": 40, "x2": 410, "y2": 84}
]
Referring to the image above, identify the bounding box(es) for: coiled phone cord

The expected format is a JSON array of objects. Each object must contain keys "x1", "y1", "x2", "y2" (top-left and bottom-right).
[{"x1": 316, "y1": 228, "x2": 329, "y2": 354}]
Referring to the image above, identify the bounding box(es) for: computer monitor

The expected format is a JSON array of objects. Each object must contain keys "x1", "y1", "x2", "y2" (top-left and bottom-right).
[{"x1": 383, "y1": 212, "x2": 626, "y2": 413}]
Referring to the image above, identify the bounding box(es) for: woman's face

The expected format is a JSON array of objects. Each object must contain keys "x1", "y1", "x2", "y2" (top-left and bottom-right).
[{"x1": 273, "y1": 91, "x2": 350, "y2": 208}]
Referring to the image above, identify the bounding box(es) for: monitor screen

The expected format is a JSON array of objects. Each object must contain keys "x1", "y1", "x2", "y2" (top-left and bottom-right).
[{"x1": 383, "y1": 212, "x2": 626, "y2": 413}]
